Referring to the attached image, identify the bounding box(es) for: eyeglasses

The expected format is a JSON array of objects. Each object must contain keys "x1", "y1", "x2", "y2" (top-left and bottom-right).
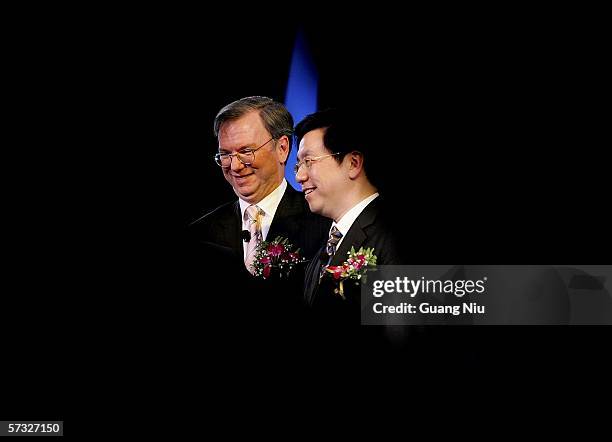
[
  {"x1": 293, "y1": 153, "x2": 340, "y2": 175},
  {"x1": 214, "y1": 138, "x2": 274, "y2": 168}
]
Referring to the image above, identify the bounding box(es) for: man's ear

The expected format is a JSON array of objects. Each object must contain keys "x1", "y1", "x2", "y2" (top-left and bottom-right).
[
  {"x1": 276, "y1": 135, "x2": 290, "y2": 164},
  {"x1": 348, "y1": 151, "x2": 364, "y2": 179}
]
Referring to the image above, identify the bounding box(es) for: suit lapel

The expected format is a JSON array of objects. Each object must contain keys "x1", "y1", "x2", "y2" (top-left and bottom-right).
[
  {"x1": 227, "y1": 201, "x2": 243, "y2": 259},
  {"x1": 267, "y1": 185, "x2": 302, "y2": 240},
  {"x1": 329, "y1": 198, "x2": 380, "y2": 267},
  {"x1": 308, "y1": 199, "x2": 380, "y2": 305},
  {"x1": 226, "y1": 186, "x2": 303, "y2": 278},
  {"x1": 304, "y1": 244, "x2": 326, "y2": 306},
  {"x1": 306, "y1": 227, "x2": 366, "y2": 307},
  {"x1": 329, "y1": 225, "x2": 366, "y2": 267}
]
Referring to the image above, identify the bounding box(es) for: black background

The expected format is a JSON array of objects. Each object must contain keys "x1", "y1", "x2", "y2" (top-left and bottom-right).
[
  {"x1": 172, "y1": 18, "x2": 609, "y2": 262},
  {"x1": 2, "y1": 6, "x2": 610, "y2": 429},
  {"x1": 165, "y1": 13, "x2": 610, "y2": 412}
]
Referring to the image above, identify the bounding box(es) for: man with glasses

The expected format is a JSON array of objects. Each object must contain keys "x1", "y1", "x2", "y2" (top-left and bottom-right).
[
  {"x1": 189, "y1": 96, "x2": 330, "y2": 319},
  {"x1": 295, "y1": 108, "x2": 404, "y2": 322}
]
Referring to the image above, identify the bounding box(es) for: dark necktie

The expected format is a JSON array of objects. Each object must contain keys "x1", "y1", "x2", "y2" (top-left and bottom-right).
[{"x1": 320, "y1": 226, "x2": 343, "y2": 279}]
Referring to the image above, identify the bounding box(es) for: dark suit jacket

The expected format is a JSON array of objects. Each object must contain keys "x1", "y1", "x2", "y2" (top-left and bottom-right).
[
  {"x1": 303, "y1": 197, "x2": 404, "y2": 326},
  {"x1": 187, "y1": 184, "x2": 331, "y2": 323},
  {"x1": 189, "y1": 185, "x2": 329, "y2": 262}
]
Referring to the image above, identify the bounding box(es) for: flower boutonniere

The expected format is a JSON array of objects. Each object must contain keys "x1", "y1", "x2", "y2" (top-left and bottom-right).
[
  {"x1": 252, "y1": 236, "x2": 305, "y2": 279},
  {"x1": 325, "y1": 247, "x2": 377, "y2": 299}
]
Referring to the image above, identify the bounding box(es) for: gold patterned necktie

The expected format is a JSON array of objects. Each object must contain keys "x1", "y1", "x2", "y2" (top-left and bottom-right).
[{"x1": 244, "y1": 205, "x2": 263, "y2": 274}]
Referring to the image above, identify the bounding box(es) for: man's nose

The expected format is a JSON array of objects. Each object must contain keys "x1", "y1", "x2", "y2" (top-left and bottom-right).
[
  {"x1": 230, "y1": 155, "x2": 246, "y2": 172},
  {"x1": 295, "y1": 165, "x2": 308, "y2": 184}
]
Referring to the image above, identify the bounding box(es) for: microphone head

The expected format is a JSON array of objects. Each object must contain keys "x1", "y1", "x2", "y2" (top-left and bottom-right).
[{"x1": 241, "y1": 230, "x2": 251, "y2": 242}]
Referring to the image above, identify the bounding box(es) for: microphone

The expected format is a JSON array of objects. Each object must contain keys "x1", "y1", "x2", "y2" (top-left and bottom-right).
[{"x1": 241, "y1": 230, "x2": 251, "y2": 242}]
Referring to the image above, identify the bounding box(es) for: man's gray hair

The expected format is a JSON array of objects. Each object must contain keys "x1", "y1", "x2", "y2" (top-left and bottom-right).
[{"x1": 214, "y1": 96, "x2": 294, "y2": 155}]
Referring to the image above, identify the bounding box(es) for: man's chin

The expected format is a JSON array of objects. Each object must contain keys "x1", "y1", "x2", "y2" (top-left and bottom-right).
[
  {"x1": 305, "y1": 199, "x2": 323, "y2": 216},
  {"x1": 233, "y1": 185, "x2": 256, "y2": 201}
]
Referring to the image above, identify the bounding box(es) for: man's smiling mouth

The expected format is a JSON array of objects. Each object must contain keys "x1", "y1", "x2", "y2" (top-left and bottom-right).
[
  {"x1": 303, "y1": 187, "x2": 316, "y2": 196},
  {"x1": 233, "y1": 172, "x2": 254, "y2": 179}
]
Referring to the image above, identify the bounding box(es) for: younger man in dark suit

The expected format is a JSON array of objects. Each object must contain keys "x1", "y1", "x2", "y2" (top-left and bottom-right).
[{"x1": 294, "y1": 109, "x2": 404, "y2": 324}]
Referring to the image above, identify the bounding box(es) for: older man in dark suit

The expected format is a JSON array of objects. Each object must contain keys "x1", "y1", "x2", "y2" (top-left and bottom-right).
[{"x1": 188, "y1": 97, "x2": 330, "y2": 321}]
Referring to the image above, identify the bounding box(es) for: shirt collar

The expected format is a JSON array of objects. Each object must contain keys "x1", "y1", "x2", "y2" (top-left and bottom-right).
[
  {"x1": 331, "y1": 192, "x2": 379, "y2": 237},
  {"x1": 239, "y1": 179, "x2": 287, "y2": 221}
]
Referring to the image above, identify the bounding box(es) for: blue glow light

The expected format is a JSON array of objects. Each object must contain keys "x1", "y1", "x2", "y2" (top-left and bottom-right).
[{"x1": 284, "y1": 29, "x2": 318, "y2": 190}]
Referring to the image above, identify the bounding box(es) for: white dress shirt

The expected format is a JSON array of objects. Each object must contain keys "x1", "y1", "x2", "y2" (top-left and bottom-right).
[
  {"x1": 331, "y1": 192, "x2": 379, "y2": 251},
  {"x1": 238, "y1": 179, "x2": 288, "y2": 260}
]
